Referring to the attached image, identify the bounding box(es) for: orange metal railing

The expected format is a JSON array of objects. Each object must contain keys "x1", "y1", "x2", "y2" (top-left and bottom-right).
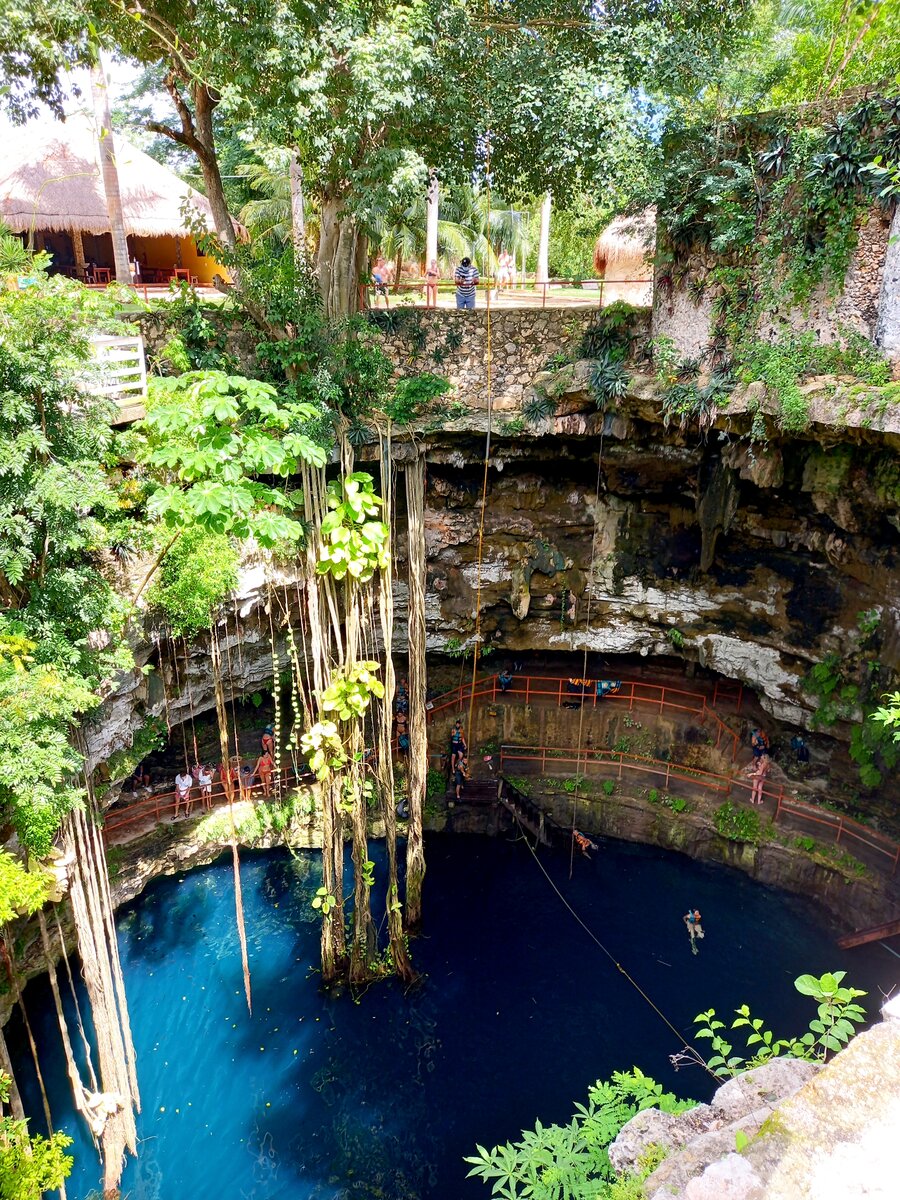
[
  {"x1": 496, "y1": 743, "x2": 900, "y2": 878},
  {"x1": 424, "y1": 673, "x2": 742, "y2": 763},
  {"x1": 103, "y1": 765, "x2": 306, "y2": 840}
]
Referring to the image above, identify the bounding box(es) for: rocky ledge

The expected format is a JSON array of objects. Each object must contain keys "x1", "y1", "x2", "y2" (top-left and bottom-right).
[{"x1": 610, "y1": 995, "x2": 900, "y2": 1199}]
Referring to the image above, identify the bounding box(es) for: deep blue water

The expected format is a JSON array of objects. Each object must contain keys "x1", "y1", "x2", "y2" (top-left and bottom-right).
[{"x1": 8, "y1": 834, "x2": 894, "y2": 1200}]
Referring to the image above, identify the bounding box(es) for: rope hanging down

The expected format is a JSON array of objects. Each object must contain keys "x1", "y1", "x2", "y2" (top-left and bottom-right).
[
  {"x1": 466, "y1": 34, "x2": 494, "y2": 741},
  {"x1": 510, "y1": 810, "x2": 720, "y2": 1083}
]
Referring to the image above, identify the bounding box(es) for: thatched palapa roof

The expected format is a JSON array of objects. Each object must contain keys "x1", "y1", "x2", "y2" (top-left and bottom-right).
[
  {"x1": 0, "y1": 110, "x2": 221, "y2": 239},
  {"x1": 593, "y1": 208, "x2": 656, "y2": 276}
]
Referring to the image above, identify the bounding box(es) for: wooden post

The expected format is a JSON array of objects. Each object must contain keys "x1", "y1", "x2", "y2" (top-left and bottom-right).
[
  {"x1": 536, "y1": 191, "x2": 551, "y2": 286},
  {"x1": 72, "y1": 229, "x2": 87, "y2": 278},
  {"x1": 425, "y1": 169, "x2": 439, "y2": 269}
]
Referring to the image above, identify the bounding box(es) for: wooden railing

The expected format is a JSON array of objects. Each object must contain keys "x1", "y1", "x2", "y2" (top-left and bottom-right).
[
  {"x1": 497, "y1": 744, "x2": 900, "y2": 879},
  {"x1": 425, "y1": 673, "x2": 742, "y2": 762}
]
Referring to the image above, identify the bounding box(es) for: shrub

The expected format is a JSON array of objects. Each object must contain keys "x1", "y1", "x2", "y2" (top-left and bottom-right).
[{"x1": 713, "y1": 801, "x2": 765, "y2": 844}]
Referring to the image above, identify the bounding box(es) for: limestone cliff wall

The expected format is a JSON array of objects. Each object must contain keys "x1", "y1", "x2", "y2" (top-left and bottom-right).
[{"x1": 610, "y1": 995, "x2": 900, "y2": 1199}]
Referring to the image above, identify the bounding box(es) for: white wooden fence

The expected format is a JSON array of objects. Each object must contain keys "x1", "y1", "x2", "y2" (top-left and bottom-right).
[{"x1": 88, "y1": 335, "x2": 148, "y2": 411}]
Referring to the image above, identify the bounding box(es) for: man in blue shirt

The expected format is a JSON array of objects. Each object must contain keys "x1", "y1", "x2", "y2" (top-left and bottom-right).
[{"x1": 454, "y1": 257, "x2": 479, "y2": 309}]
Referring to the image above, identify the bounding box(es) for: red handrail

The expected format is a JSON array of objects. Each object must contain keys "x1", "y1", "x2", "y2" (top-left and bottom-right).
[
  {"x1": 497, "y1": 743, "x2": 900, "y2": 877},
  {"x1": 103, "y1": 765, "x2": 303, "y2": 839},
  {"x1": 425, "y1": 674, "x2": 741, "y2": 762}
]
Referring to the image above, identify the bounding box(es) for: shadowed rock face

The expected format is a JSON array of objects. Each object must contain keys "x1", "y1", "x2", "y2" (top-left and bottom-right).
[{"x1": 421, "y1": 409, "x2": 899, "y2": 733}]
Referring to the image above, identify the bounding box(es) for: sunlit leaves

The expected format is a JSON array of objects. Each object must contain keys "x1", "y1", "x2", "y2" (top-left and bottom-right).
[
  {"x1": 316, "y1": 473, "x2": 390, "y2": 581},
  {"x1": 321, "y1": 662, "x2": 385, "y2": 721},
  {"x1": 140, "y1": 370, "x2": 328, "y2": 548},
  {"x1": 300, "y1": 720, "x2": 348, "y2": 781}
]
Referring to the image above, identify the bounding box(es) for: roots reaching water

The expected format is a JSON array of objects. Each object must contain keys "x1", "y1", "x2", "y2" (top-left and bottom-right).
[
  {"x1": 405, "y1": 454, "x2": 428, "y2": 930},
  {"x1": 64, "y1": 761, "x2": 140, "y2": 1199}
]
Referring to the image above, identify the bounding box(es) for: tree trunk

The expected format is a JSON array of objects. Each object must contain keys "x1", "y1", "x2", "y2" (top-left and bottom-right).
[
  {"x1": 90, "y1": 61, "x2": 131, "y2": 284},
  {"x1": 426, "y1": 170, "x2": 439, "y2": 269},
  {"x1": 289, "y1": 152, "x2": 307, "y2": 258},
  {"x1": 404, "y1": 455, "x2": 428, "y2": 930},
  {"x1": 317, "y1": 195, "x2": 367, "y2": 319},
  {"x1": 0, "y1": 1027, "x2": 25, "y2": 1120},
  {"x1": 537, "y1": 192, "x2": 552, "y2": 285},
  {"x1": 192, "y1": 83, "x2": 236, "y2": 251}
]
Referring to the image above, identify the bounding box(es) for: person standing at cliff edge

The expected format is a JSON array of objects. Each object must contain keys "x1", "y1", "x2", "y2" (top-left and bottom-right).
[{"x1": 454, "y1": 257, "x2": 479, "y2": 309}]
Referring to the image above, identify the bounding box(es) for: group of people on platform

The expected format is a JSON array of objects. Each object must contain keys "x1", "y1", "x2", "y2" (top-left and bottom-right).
[
  {"x1": 742, "y1": 725, "x2": 810, "y2": 804},
  {"x1": 160, "y1": 724, "x2": 280, "y2": 819}
]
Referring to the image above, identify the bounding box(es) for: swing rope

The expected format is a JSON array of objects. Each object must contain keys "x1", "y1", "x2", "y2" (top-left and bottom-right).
[
  {"x1": 511, "y1": 811, "x2": 720, "y2": 1082},
  {"x1": 465, "y1": 51, "x2": 495, "y2": 747},
  {"x1": 568, "y1": 430, "x2": 607, "y2": 878}
]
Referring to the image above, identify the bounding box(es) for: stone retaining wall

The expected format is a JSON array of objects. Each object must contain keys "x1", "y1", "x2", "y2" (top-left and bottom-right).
[{"x1": 367, "y1": 307, "x2": 651, "y2": 411}]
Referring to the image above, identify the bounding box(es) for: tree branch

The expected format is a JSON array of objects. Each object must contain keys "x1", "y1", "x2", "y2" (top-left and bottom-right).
[{"x1": 145, "y1": 120, "x2": 195, "y2": 149}]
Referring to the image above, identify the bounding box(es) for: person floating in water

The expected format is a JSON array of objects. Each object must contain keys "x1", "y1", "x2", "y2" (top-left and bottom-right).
[
  {"x1": 684, "y1": 908, "x2": 704, "y2": 953},
  {"x1": 573, "y1": 829, "x2": 598, "y2": 858}
]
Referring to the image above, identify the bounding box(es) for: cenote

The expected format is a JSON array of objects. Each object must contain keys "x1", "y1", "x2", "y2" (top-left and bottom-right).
[{"x1": 9, "y1": 832, "x2": 891, "y2": 1200}]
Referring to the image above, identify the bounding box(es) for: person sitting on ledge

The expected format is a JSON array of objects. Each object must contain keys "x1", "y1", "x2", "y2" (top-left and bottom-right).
[{"x1": 498, "y1": 668, "x2": 514, "y2": 694}]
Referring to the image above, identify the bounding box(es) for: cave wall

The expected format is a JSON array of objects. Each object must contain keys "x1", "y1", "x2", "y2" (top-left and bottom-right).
[
  {"x1": 652, "y1": 205, "x2": 895, "y2": 359},
  {"x1": 419, "y1": 418, "x2": 900, "y2": 750}
]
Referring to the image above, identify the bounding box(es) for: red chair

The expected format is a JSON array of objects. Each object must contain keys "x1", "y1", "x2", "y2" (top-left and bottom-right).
[
  {"x1": 93, "y1": 267, "x2": 111, "y2": 285},
  {"x1": 173, "y1": 268, "x2": 191, "y2": 283}
]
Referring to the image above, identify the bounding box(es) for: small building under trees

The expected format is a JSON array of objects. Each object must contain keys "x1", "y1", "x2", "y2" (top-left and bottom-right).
[
  {"x1": 593, "y1": 209, "x2": 655, "y2": 305},
  {"x1": 0, "y1": 110, "x2": 230, "y2": 286}
]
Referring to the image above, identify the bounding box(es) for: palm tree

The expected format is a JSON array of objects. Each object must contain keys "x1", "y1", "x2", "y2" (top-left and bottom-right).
[
  {"x1": 237, "y1": 151, "x2": 319, "y2": 250},
  {"x1": 371, "y1": 183, "x2": 533, "y2": 284}
]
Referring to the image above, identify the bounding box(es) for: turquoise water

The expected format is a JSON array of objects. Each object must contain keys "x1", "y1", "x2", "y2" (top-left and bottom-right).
[{"x1": 9, "y1": 834, "x2": 893, "y2": 1199}]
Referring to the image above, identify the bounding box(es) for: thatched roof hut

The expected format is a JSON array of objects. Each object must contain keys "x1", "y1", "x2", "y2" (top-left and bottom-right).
[
  {"x1": 593, "y1": 208, "x2": 656, "y2": 278},
  {"x1": 0, "y1": 110, "x2": 219, "y2": 239}
]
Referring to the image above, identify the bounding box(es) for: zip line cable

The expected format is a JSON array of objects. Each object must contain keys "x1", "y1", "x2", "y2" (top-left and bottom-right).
[{"x1": 511, "y1": 810, "x2": 720, "y2": 1082}]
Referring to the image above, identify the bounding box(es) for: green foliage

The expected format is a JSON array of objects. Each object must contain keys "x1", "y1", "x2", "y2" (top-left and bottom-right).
[
  {"x1": 804, "y1": 651, "x2": 898, "y2": 788},
  {"x1": 667, "y1": 628, "x2": 685, "y2": 649},
  {"x1": 0, "y1": 280, "x2": 146, "y2": 854},
  {"x1": 311, "y1": 886, "x2": 336, "y2": 915},
  {"x1": 0, "y1": 633, "x2": 96, "y2": 857},
  {"x1": 300, "y1": 721, "x2": 348, "y2": 782},
  {"x1": 504, "y1": 776, "x2": 532, "y2": 798},
  {"x1": 650, "y1": 98, "x2": 900, "y2": 388},
  {"x1": 384, "y1": 373, "x2": 450, "y2": 426},
  {"x1": 0, "y1": 225, "x2": 52, "y2": 278},
  {"x1": 0, "y1": 1103, "x2": 73, "y2": 1200},
  {"x1": 425, "y1": 768, "x2": 447, "y2": 801},
  {"x1": 713, "y1": 802, "x2": 766, "y2": 845},
  {"x1": 872, "y1": 691, "x2": 900, "y2": 744},
  {"x1": 602, "y1": 779, "x2": 616, "y2": 797},
  {"x1": 317, "y1": 474, "x2": 390, "y2": 582},
  {"x1": 695, "y1": 970, "x2": 867, "y2": 1078},
  {"x1": 146, "y1": 527, "x2": 239, "y2": 636},
  {"x1": 465, "y1": 1069, "x2": 694, "y2": 1200},
  {"x1": 321, "y1": 662, "x2": 384, "y2": 721},
  {"x1": 0, "y1": 852, "x2": 51, "y2": 923},
  {"x1": 738, "y1": 331, "x2": 891, "y2": 433},
  {"x1": 791, "y1": 837, "x2": 867, "y2": 879},
  {"x1": 150, "y1": 287, "x2": 238, "y2": 373},
  {"x1": 141, "y1": 370, "x2": 328, "y2": 546}
]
